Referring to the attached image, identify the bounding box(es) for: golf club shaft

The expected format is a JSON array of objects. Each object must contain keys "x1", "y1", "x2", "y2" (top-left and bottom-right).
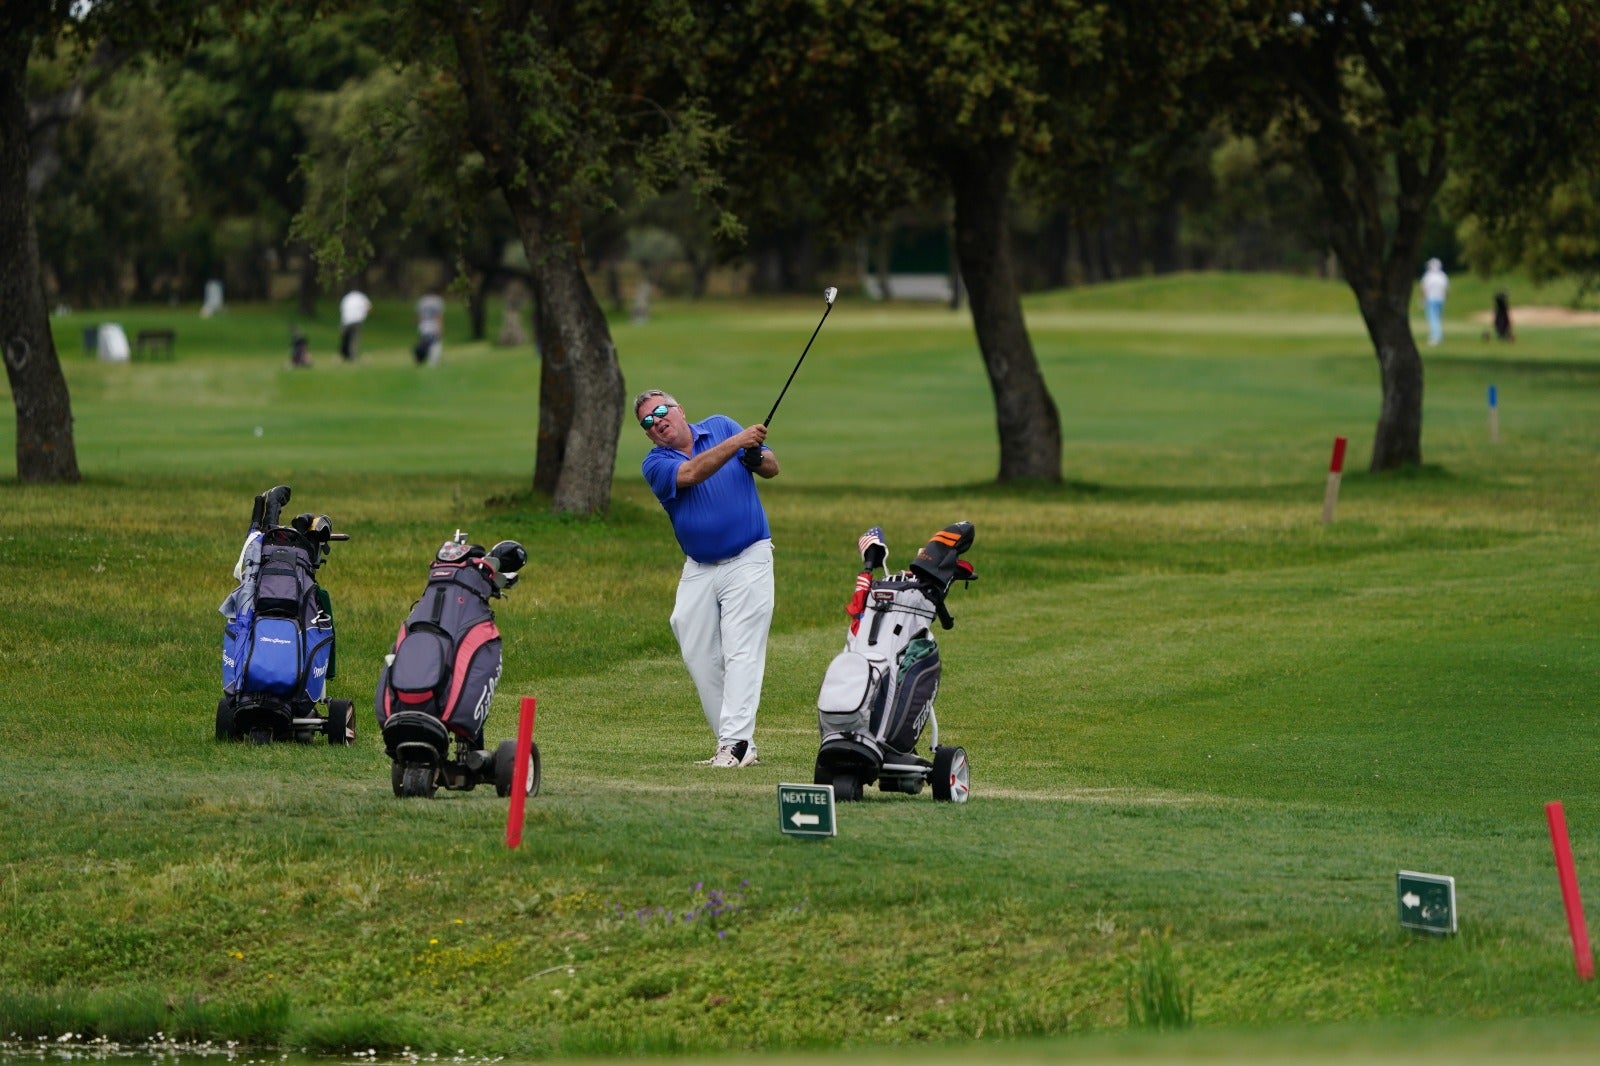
[{"x1": 763, "y1": 301, "x2": 834, "y2": 428}]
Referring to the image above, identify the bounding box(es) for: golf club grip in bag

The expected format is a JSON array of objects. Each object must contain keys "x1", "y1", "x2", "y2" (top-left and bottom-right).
[{"x1": 375, "y1": 560, "x2": 502, "y2": 743}]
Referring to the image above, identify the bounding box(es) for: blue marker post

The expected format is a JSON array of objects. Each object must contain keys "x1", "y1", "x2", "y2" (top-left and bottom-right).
[{"x1": 1488, "y1": 384, "x2": 1500, "y2": 444}]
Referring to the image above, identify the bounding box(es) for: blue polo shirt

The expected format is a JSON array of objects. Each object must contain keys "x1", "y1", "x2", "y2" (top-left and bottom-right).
[{"x1": 642, "y1": 414, "x2": 771, "y2": 563}]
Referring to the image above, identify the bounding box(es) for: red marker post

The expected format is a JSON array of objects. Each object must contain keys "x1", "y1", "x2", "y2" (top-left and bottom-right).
[
  {"x1": 1546, "y1": 801, "x2": 1595, "y2": 980},
  {"x1": 505, "y1": 696, "x2": 537, "y2": 849},
  {"x1": 1320, "y1": 436, "x2": 1348, "y2": 525}
]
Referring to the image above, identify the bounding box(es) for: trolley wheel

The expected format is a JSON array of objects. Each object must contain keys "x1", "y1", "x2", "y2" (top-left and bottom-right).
[
  {"x1": 390, "y1": 761, "x2": 405, "y2": 797},
  {"x1": 325, "y1": 699, "x2": 354, "y2": 746},
  {"x1": 931, "y1": 745, "x2": 970, "y2": 803},
  {"x1": 494, "y1": 739, "x2": 541, "y2": 798},
  {"x1": 215, "y1": 698, "x2": 236, "y2": 741},
  {"x1": 832, "y1": 773, "x2": 863, "y2": 803},
  {"x1": 401, "y1": 764, "x2": 437, "y2": 798}
]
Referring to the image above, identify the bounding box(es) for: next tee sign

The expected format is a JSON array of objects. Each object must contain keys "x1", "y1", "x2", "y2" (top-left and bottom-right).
[{"x1": 778, "y1": 783, "x2": 836, "y2": 838}]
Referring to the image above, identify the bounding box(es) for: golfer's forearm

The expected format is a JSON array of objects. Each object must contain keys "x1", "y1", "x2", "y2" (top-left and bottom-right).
[{"x1": 676, "y1": 439, "x2": 743, "y2": 486}]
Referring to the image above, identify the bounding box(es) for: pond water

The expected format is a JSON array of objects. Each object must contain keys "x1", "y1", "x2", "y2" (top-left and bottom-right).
[{"x1": 0, "y1": 1041, "x2": 500, "y2": 1066}]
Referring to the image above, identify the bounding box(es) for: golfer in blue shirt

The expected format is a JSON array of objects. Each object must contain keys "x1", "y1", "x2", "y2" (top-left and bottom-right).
[{"x1": 637, "y1": 389, "x2": 780, "y2": 768}]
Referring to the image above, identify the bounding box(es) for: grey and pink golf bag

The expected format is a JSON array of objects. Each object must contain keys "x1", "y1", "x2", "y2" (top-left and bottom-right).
[{"x1": 375, "y1": 532, "x2": 537, "y2": 799}]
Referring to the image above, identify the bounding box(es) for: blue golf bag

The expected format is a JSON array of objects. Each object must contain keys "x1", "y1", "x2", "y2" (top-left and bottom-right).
[{"x1": 217, "y1": 485, "x2": 354, "y2": 744}]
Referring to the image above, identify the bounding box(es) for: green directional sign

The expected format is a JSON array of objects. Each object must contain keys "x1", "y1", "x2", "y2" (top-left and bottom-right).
[
  {"x1": 1397, "y1": 870, "x2": 1457, "y2": 935},
  {"x1": 778, "y1": 783, "x2": 836, "y2": 838}
]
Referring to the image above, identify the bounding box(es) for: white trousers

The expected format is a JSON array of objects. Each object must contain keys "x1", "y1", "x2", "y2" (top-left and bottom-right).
[{"x1": 670, "y1": 538, "x2": 775, "y2": 746}]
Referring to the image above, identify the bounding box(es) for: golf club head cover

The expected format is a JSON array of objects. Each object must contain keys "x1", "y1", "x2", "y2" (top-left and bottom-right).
[
  {"x1": 309, "y1": 515, "x2": 334, "y2": 566},
  {"x1": 488, "y1": 540, "x2": 526, "y2": 590},
  {"x1": 857, "y1": 526, "x2": 888, "y2": 570},
  {"x1": 740, "y1": 445, "x2": 764, "y2": 471},
  {"x1": 910, "y1": 521, "x2": 975, "y2": 590},
  {"x1": 257, "y1": 485, "x2": 292, "y2": 531}
]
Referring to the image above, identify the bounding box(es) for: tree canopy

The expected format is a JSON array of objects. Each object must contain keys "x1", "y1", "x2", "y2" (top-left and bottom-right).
[{"x1": 11, "y1": 0, "x2": 1600, "y2": 493}]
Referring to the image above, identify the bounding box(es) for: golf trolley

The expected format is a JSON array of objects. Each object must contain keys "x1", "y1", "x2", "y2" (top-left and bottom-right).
[
  {"x1": 375, "y1": 532, "x2": 539, "y2": 800},
  {"x1": 217, "y1": 485, "x2": 355, "y2": 745},
  {"x1": 813, "y1": 522, "x2": 978, "y2": 802}
]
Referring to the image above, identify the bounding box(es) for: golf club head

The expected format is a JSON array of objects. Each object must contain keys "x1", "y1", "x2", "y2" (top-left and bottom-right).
[
  {"x1": 824, "y1": 286, "x2": 838, "y2": 306},
  {"x1": 489, "y1": 540, "x2": 527, "y2": 591}
]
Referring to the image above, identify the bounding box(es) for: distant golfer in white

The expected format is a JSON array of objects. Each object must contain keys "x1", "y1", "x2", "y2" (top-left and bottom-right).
[
  {"x1": 637, "y1": 389, "x2": 779, "y2": 768},
  {"x1": 1421, "y1": 258, "x2": 1449, "y2": 346},
  {"x1": 338, "y1": 289, "x2": 371, "y2": 362}
]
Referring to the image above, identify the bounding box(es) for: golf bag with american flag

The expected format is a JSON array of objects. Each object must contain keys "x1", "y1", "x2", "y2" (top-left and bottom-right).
[{"x1": 813, "y1": 521, "x2": 978, "y2": 802}]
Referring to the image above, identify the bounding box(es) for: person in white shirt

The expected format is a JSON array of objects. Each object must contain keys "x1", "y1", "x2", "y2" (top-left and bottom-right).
[
  {"x1": 1420, "y1": 259, "x2": 1449, "y2": 347},
  {"x1": 339, "y1": 290, "x2": 372, "y2": 362}
]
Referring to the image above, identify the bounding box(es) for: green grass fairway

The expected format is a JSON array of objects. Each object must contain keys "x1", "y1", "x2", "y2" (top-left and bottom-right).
[{"x1": 2, "y1": 273, "x2": 1599, "y2": 1063}]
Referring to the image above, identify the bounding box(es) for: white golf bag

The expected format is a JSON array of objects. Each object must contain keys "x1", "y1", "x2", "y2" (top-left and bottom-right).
[{"x1": 813, "y1": 522, "x2": 977, "y2": 802}]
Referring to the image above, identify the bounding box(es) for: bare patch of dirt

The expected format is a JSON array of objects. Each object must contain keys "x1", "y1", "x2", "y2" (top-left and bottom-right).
[{"x1": 1470, "y1": 305, "x2": 1600, "y2": 327}]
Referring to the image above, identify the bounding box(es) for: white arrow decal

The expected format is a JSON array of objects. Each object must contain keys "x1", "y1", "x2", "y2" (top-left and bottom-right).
[
  {"x1": 790, "y1": 812, "x2": 820, "y2": 827},
  {"x1": 1401, "y1": 892, "x2": 1421, "y2": 909}
]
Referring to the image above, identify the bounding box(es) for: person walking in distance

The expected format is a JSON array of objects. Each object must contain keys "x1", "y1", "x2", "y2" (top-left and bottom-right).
[
  {"x1": 1420, "y1": 258, "x2": 1449, "y2": 346},
  {"x1": 338, "y1": 289, "x2": 371, "y2": 362},
  {"x1": 636, "y1": 389, "x2": 780, "y2": 768},
  {"x1": 415, "y1": 292, "x2": 445, "y2": 365}
]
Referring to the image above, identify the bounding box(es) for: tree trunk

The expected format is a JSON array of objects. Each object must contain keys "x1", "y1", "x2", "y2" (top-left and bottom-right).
[
  {"x1": 1354, "y1": 291, "x2": 1424, "y2": 470},
  {"x1": 1, "y1": 30, "x2": 79, "y2": 483},
  {"x1": 530, "y1": 288, "x2": 570, "y2": 496},
  {"x1": 509, "y1": 196, "x2": 625, "y2": 514},
  {"x1": 295, "y1": 241, "x2": 318, "y2": 319},
  {"x1": 1304, "y1": 133, "x2": 1438, "y2": 473},
  {"x1": 469, "y1": 270, "x2": 490, "y2": 341},
  {"x1": 944, "y1": 142, "x2": 1061, "y2": 483}
]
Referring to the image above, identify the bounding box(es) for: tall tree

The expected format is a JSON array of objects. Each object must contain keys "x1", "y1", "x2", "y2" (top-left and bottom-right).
[
  {"x1": 298, "y1": 2, "x2": 729, "y2": 514},
  {"x1": 703, "y1": 0, "x2": 1236, "y2": 484},
  {"x1": 3, "y1": 6, "x2": 86, "y2": 483},
  {"x1": 3, "y1": 1, "x2": 205, "y2": 483},
  {"x1": 1218, "y1": 1, "x2": 1600, "y2": 470}
]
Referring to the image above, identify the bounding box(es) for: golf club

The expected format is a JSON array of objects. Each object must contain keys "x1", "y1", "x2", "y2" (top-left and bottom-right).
[{"x1": 744, "y1": 286, "x2": 837, "y2": 468}]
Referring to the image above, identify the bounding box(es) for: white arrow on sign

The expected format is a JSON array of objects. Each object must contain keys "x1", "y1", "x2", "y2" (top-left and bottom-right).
[
  {"x1": 789, "y1": 811, "x2": 820, "y2": 827},
  {"x1": 1401, "y1": 892, "x2": 1421, "y2": 909}
]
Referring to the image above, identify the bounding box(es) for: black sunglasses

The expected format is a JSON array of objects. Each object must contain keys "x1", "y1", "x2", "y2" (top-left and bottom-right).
[{"x1": 639, "y1": 403, "x2": 675, "y2": 429}]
